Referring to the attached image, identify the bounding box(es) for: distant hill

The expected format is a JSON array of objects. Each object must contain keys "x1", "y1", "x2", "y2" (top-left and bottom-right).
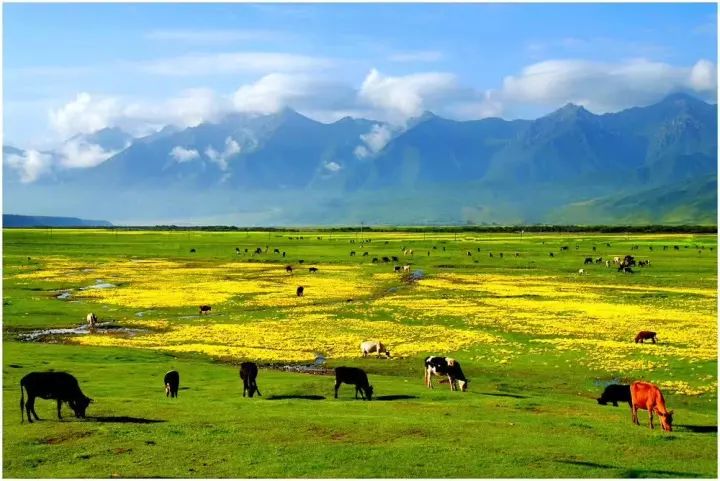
[{"x1": 3, "y1": 214, "x2": 112, "y2": 227}]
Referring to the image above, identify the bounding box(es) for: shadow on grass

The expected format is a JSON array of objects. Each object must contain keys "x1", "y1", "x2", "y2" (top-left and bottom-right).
[
  {"x1": 676, "y1": 424, "x2": 717, "y2": 434},
  {"x1": 88, "y1": 416, "x2": 166, "y2": 424},
  {"x1": 266, "y1": 395, "x2": 326, "y2": 401},
  {"x1": 478, "y1": 392, "x2": 527, "y2": 399},
  {"x1": 374, "y1": 395, "x2": 419, "y2": 401},
  {"x1": 556, "y1": 459, "x2": 701, "y2": 477}
]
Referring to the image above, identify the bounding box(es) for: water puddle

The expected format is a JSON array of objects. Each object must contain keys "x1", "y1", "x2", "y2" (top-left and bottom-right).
[
  {"x1": 56, "y1": 290, "x2": 73, "y2": 300},
  {"x1": 18, "y1": 322, "x2": 147, "y2": 343},
  {"x1": 79, "y1": 280, "x2": 116, "y2": 290}
]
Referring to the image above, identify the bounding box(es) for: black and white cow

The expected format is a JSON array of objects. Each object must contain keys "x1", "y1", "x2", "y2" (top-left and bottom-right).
[{"x1": 424, "y1": 356, "x2": 469, "y2": 392}]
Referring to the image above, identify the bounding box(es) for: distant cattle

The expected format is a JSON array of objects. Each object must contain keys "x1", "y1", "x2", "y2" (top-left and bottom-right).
[
  {"x1": 372, "y1": 257, "x2": 379, "y2": 263},
  {"x1": 549, "y1": 252, "x2": 554, "y2": 257},
  {"x1": 382, "y1": 257, "x2": 390, "y2": 263},
  {"x1": 595, "y1": 257, "x2": 603, "y2": 264},
  {"x1": 282, "y1": 252, "x2": 286, "y2": 257},
  {"x1": 20, "y1": 372, "x2": 92, "y2": 423},
  {"x1": 394, "y1": 266, "x2": 401, "y2": 272},
  {"x1": 350, "y1": 251, "x2": 356, "y2": 256},
  {"x1": 424, "y1": 356, "x2": 468, "y2": 392},
  {"x1": 489, "y1": 252, "x2": 493, "y2": 258},
  {"x1": 164, "y1": 370, "x2": 179, "y2": 398},
  {"x1": 190, "y1": 248, "x2": 196, "y2": 253},
  {"x1": 274, "y1": 248, "x2": 280, "y2": 254},
  {"x1": 309, "y1": 267, "x2": 318, "y2": 273},
  {"x1": 467, "y1": 251, "x2": 472, "y2": 256},
  {"x1": 334, "y1": 367, "x2": 373, "y2": 400},
  {"x1": 673, "y1": 245, "x2": 680, "y2": 251},
  {"x1": 239, "y1": 362, "x2": 261, "y2": 398},
  {"x1": 560, "y1": 246, "x2": 569, "y2": 251},
  {"x1": 584, "y1": 257, "x2": 593, "y2": 264},
  {"x1": 235, "y1": 247, "x2": 240, "y2": 255},
  {"x1": 630, "y1": 381, "x2": 673, "y2": 431},
  {"x1": 360, "y1": 341, "x2": 390, "y2": 358},
  {"x1": 296, "y1": 286, "x2": 304, "y2": 297},
  {"x1": 605, "y1": 260, "x2": 610, "y2": 268},
  {"x1": 634, "y1": 331, "x2": 657, "y2": 344},
  {"x1": 613, "y1": 256, "x2": 621, "y2": 264},
  {"x1": 362, "y1": 252, "x2": 369, "y2": 257},
  {"x1": 199, "y1": 305, "x2": 211, "y2": 315},
  {"x1": 244, "y1": 248, "x2": 248, "y2": 253},
  {"x1": 597, "y1": 384, "x2": 631, "y2": 407},
  {"x1": 403, "y1": 265, "x2": 411, "y2": 272},
  {"x1": 391, "y1": 256, "x2": 399, "y2": 262},
  {"x1": 255, "y1": 247, "x2": 263, "y2": 254},
  {"x1": 86, "y1": 313, "x2": 98, "y2": 329},
  {"x1": 286, "y1": 265, "x2": 293, "y2": 274},
  {"x1": 578, "y1": 269, "x2": 585, "y2": 275}
]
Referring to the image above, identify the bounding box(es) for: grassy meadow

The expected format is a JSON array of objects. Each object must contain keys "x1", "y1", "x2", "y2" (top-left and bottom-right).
[{"x1": 2, "y1": 228, "x2": 717, "y2": 478}]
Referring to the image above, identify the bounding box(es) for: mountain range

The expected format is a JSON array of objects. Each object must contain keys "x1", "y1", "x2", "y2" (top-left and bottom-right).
[{"x1": 3, "y1": 93, "x2": 717, "y2": 225}]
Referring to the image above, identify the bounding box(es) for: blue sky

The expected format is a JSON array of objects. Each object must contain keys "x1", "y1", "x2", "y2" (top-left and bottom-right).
[{"x1": 3, "y1": 3, "x2": 717, "y2": 148}]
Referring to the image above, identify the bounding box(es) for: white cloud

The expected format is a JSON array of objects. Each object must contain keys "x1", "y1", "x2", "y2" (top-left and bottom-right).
[
  {"x1": 139, "y1": 52, "x2": 332, "y2": 77},
  {"x1": 353, "y1": 145, "x2": 370, "y2": 159},
  {"x1": 324, "y1": 161, "x2": 341, "y2": 172},
  {"x1": 170, "y1": 146, "x2": 200, "y2": 163},
  {"x1": 358, "y1": 68, "x2": 460, "y2": 124},
  {"x1": 49, "y1": 93, "x2": 121, "y2": 138},
  {"x1": 6, "y1": 150, "x2": 54, "y2": 183},
  {"x1": 355, "y1": 123, "x2": 396, "y2": 159},
  {"x1": 58, "y1": 140, "x2": 118, "y2": 169},
  {"x1": 205, "y1": 137, "x2": 241, "y2": 171},
  {"x1": 389, "y1": 50, "x2": 444, "y2": 63},
  {"x1": 500, "y1": 58, "x2": 717, "y2": 113}
]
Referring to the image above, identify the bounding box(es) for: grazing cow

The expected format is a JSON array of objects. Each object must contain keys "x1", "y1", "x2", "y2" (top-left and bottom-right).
[
  {"x1": 549, "y1": 252, "x2": 554, "y2": 257},
  {"x1": 273, "y1": 248, "x2": 280, "y2": 254},
  {"x1": 199, "y1": 305, "x2": 211, "y2": 315},
  {"x1": 334, "y1": 367, "x2": 373, "y2": 400},
  {"x1": 282, "y1": 252, "x2": 286, "y2": 257},
  {"x1": 630, "y1": 382, "x2": 673, "y2": 431},
  {"x1": 286, "y1": 265, "x2": 293, "y2": 274},
  {"x1": 235, "y1": 247, "x2": 240, "y2": 255},
  {"x1": 584, "y1": 257, "x2": 593, "y2": 264},
  {"x1": 391, "y1": 256, "x2": 399, "y2": 262},
  {"x1": 403, "y1": 265, "x2": 411, "y2": 272},
  {"x1": 86, "y1": 313, "x2": 98, "y2": 329},
  {"x1": 309, "y1": 267, "x2": 318, "y2": 273},
  {"x1": 673, "y1": 245, "x2": 680, "y2": 251},
  {"x1": 618, "y1": 255, "x2": 636, "y2": 271},
  {"x1": 239, "y1": 362, "x2": 262, "y2": 398},
  {"x1": 350, "y1": 251, "x2": 356, "y2": 256},
  {"x1": 190, "y1": 248, "x2": 196, "y2": 253},
  {"x1": 499, "y1": 252, "x2": 504, "y2": 258},
  {"x1": 296, "y1": 286, "x2": 304, "y2": 297},
  {"x1": 362, "y1": 251, "x2": 369, "y2": 257},
  {"x1": 613, "y1": 256, "x2": 621, "y2": 264},
  {"x1": 597, "y1": 384, "x2": 631, "y2": 407},
  {"x1": 592, "y1": 246, "x2": 597, "y2": 252},
  {"x1": 578, "y1": 269, "x2": 585, "y2": 275},
  {"x1": 164, "y1": 370, "x2": 179, "y2": 398},
  {"x1": 621, "y1": 267, "x2": 634, "y2": 274},
  {"x1": 298, "y1": 259, "x2": 305, "y2": 264},
  {"x1": 634, "y1": 331, "x2": 657, "y2": 344},
  {"x1": 595, "y1": 257, "x2": 603, "y2": 264},
  {"x1": 255, "y1": 247, "x2": 263, "y2": 255},
  {"x1": 489, "y1": 252, "x2": 493, "y2": 258},
  {"x1": 20, "y1": 372, "x2": 92, "y2": 423},
  {"x1": 560, "y1": 246, "x2": 569, "y2": 251},
  {"x1": 394, "y1": 266, "x2": 401, "y2": 272},
  {"x1": 424, "y1": 356, "x2": 469, "y2": 392},
  {"x1": 244, "y1": 248, "x2": 248, "y2": 253},
  {"x1": 467, "y1": 251, "x2": 472, "y2": 256},
  {"x1": 382, "y1": 257, "x2": 390, "y2": 263},
  {"x1": 372, "y1": 257, "x2": 379, "y2": 263},
  {"x1": 515, "y1": 252, "x2": 520, "y2": 257},
  {"x1": 360, "y1": 340, "x2": 390, "y2": 358},
  {"x1": 606, "y1": 243, "x2": 611, "y2": 247}
]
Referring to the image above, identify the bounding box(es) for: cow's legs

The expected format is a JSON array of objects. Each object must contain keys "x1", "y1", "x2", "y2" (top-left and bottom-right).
[
  {"x1": 27, "y1": 397, "x2": 41, "y2": 421},
  {"x1": 254, "y1": 383, "x2": 262, "y2": 397},
  {"x1": 648, "y1": 409, "x2": 654, "y2": 429},
  {"x1": 57, "y1": 399, "x2": 63, "y2": 420},
  {"x1": 242, "y1": 381, "x2": 248, "y2": 397},
  {"x1": 631, "y1": 406, "x2": 639, "y2": 425},
  {"x1": 447, "y1": 375, "x2": 455, "y2": 391},
  {"x1": 334, "y1": 381, "x2": 341, "y2": 399},
  {"x1": 612, "y1": 401, "x2": 618, "y2": 407}
]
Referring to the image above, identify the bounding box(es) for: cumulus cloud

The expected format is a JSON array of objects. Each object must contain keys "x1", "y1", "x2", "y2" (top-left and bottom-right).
[
  {"x1": 58, "y1": 140, "x2": 118, "y2": 169},
  {"x1": 354, "y1": 124, "x2": 396, "y2": 159},
  {"x1": 205, "y1": 137, "x2": 241, "y2": 171},
  {"x1": 499, "y1": 58, "x2": 717, "y2": 113},
  {"x1": 358, "y1": 68, "x2": 460, "y2": 124},
  {"x1": 170, "y1": 146, "x2": 200, "y2": 163},
  {"x1": 324, "y1": 161, "x2": 341, "y2": 172},
  {"x1": 49, "y1": 93, "x2": 121, "y2": 138},
  {"x1": 6, "y1": 150, "x2": 54, "y2": 183}
]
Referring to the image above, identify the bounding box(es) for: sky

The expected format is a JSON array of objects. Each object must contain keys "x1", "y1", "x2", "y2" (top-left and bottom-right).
[{"x1": 3, "y1": 3, "x2": 717, "y2": 150}]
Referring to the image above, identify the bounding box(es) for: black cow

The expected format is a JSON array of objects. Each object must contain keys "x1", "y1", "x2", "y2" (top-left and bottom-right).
[
  {"x1": 584, "y1": 257, "x2": 593, "y2": 264},
  {"x1": 296, "y1": 286, "x2": 304, "y2": 297},
  {"x1": 362, "y1": 251, "x2": 369, "y2": 257},
  {"x1": 372, "y1": 257, "x2": 379, "y2": 263},
  {"x1": 164, "y1": 370, "x2": 180, "y2": 398},
  {"x1": 597, "y1": 384, "x2": 631, "y2": 407},
  {"x1": 274, "y1": 248, "x2": 280, "y2": 254},
  {"x1": 424, "y1": 356, "x2": 469, "y2": 391},
  {"x1": 199, "y1": 305, "x2": 211, "y2": 315},
  {"x1": 255, "y1": 247, "x2": 263, "y2": 254},
  {"x1": 391, "y1": 256, "x2": 399, "y2": 262},
  {"x1": 239, "y1": 362, "x2": 261, "y2": 398},
  {"x1": 20, "y1": 372, "x2": 92, "y2": 423},
  {"x1": 286, "y1": 265, "x2": 293, "y2": 274},
  {"x1": 190, "y1": 248, "x2": 196, "y2": 253},
  {"x1": 382, "y1": 257, "x2": 390, "y2": 263},
  {"x1": 334, "y1": 367, "x2": 373, "y2": 400},
  {"x1": 309, "y1": 267, "x2": 318, "y2": 273}
]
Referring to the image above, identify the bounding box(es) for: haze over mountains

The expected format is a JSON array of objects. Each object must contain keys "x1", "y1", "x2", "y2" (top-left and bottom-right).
[{"x1": 4, "y1": 93, "x2": 717, "y2": 226}]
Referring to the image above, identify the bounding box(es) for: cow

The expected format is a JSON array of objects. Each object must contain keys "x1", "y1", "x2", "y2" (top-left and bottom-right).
[
  {"x1": 334, "y1": 367, "x2": 373, "y2": 400},
  {"x1": 549, "y1": 252, "x2": 554, "y2": 257},
  {"x1": 190, "y1": 248, "x2": 196, "y2": 253},
  {"x1": 372, "y1": 257, "x2": 379, "y2": 263},
  {"x1": 273, "y1": 248, "x2": 280, "y2": 254},
  {"x1": 309, "y1": 267, "x2": 318, "y2": 273},
  {"x1": 613, "y1": 256, "x2": 621, "y2": 264},
  {"x1": 86, "y1": 313, "x2": 98, "y2": 329},
  {"x1": 298, "y1": 259, "x2": 304, "y2": 264},
  {"x1": 254, "y1": 247, "x2": 263, "y2": 255},
  {"x1": 199, "y1": 305, "x2": 211, "y2": 315},
  {"x1": 286, "y1": 265, "x2": 293, "y2": 274},
  {"x1": 403, "y1": 265, "x2": 411, "y2": 272},
  {"x1": 20, "y1": 372, "x2": 92, "y2": 423},
  {"x1": 467, "y1": 251, "x2": 472, "y2": 256},
  {"x1": 584, "y1": 257, "x2": 593, "y2": 264},
  {"x1": 597, "y1": 384, "x2": 631, "y2": 407},
  {"x1": 164, "y1": 370, "x2": 179, "y2": 398},
  {"x1": 595, "y1": 257, "x2": 603, "y2": 264},
  {"x1": 282, "y1": 252, "x2": 286, "y2": 257},
  {"x1": 350, "y1": 251, "x2": 356, "y2": 256},
  {"x1": 394, "y1": 266, "x2": 401, "y2": 272},
  {"x1": 239, "y1": 362, "x2": 261, "y2": 398},
  {"x1": 489, "y1": 252, "x2": 493, "y2": 258},
  {"x1": 630, "y1": 381, "x2": 673, "y2": 431},
  {"x1": 605, "y1": 260, "x2": 610, "y2": 268},
  {"x1": 634, "y1": 331, "x2": 657, "y2": 344},
  {"x1": 391, "y1": 256, "x2": 399, "y2": 262},
  {"x1": 360, "y1": 341, "x2": 390, "y2": 358},
  {"x1": 560, "y1": 246, "x2": 569, "y2": 251},
  {"x1": 296, "y1": 286, "x2": 304, "y2": 297},
  {"x1": 578, "y1": 269, "x2": 585, "y2": 275},
  {"x1": 362, "y1": 251, "x2": 369, "y2": 257},
  {"x1": 235, "y1": 247, "x2": 241, "y2": 255},
  {"x1": 424, "y1": 356, "x2": 469, "y2": 392}
]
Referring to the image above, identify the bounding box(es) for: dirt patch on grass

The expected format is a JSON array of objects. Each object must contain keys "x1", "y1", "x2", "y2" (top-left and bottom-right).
[{"x1": 41, "y1": 431, "x2": 92, "y2": 445}]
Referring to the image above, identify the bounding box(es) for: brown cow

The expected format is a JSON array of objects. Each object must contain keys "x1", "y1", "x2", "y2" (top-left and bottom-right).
[
  {"x1": 634, "y1": 331, "x2": 657, "y2": 343},
  {"x1": 630, "y1": 381, "x2": 673, "y2": 431}
]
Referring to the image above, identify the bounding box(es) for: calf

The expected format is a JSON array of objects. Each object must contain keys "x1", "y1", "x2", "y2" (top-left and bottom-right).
[
  {"x1": 86, "y1": 312, "x2": 98, "y2": 329},
  {"x1": 239, "y1": 362, "x2": 262, "y2": 398},
  {"x1": 597, "y1": 384, "x2": 631, "y2": 407},
  {"x1": 296, "y1": 286, "x2": 304, "y2": 297},
  {"x1": 634, "y1": 331, "x2": 657, "y2": 344},
  {"x1": 360, "y1": 340, "x2": 391, "y2": 358},
  {"x1": 164, "y1": 370, "x2": 180, "y2": 398},
  {"x1": 334, "y1": 367, "x2": 373, "y2": 400},
  {"x1": 199, "y1": 305, "x2": 212, "y2": 315},
  {"x1": 424, "y1": 356, "x2": 469, "y2": 392},
  {"x1": 630, "y1": 381, "x2": 673, "y2": 431},
  {"x1": 20, "y1": 372, "x2": 92, "y2": 423}
]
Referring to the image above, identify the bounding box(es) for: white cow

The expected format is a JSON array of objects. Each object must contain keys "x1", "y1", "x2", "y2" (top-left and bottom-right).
[
  {"x1": 86, "y1": 313, "x2": 98, "y2": 329},
  {"x1": 402, "y1": 265, "x2": 411, "y2": 272},
  {"x1": 578, "y1": 269, "x2": 585, "y2": 275},
  {"x1": 360, "y1": 341, "x2": 391, "y2": 358}
]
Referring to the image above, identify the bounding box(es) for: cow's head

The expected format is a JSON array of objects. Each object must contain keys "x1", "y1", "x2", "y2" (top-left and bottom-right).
[
  {"x1": 70, "y1": 396, "x2": 92, "y2": 418},
  {"x1": 459, "y1": 379, "x2": 469, "y2": 392},
  {"x1": 660, "y1": 410, "x2": 674, "y2": 432},
  {"x1": 365, "y1": 385, "x2": 374, "y2": 401},
  {"x1": 596, "y1": 397, "x2": 608, "y2": 405},
  {"x1": 165, "y1": 382, "x2": 171, "y2": 397}
]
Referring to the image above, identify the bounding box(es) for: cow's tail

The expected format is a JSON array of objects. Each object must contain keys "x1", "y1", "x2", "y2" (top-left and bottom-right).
[{"x1": 20, "y1": 383, "x2": 25, "y2": 423}]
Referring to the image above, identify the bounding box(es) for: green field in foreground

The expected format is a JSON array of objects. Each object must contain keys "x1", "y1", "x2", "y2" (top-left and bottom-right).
[{"x1": 2, "y1": 229, "x2": 717, "y2": 478}]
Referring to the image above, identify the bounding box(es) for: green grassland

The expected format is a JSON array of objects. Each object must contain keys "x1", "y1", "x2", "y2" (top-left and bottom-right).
[{"x1": 3, "y1": 229, "x2": 717, "y2": 478}]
